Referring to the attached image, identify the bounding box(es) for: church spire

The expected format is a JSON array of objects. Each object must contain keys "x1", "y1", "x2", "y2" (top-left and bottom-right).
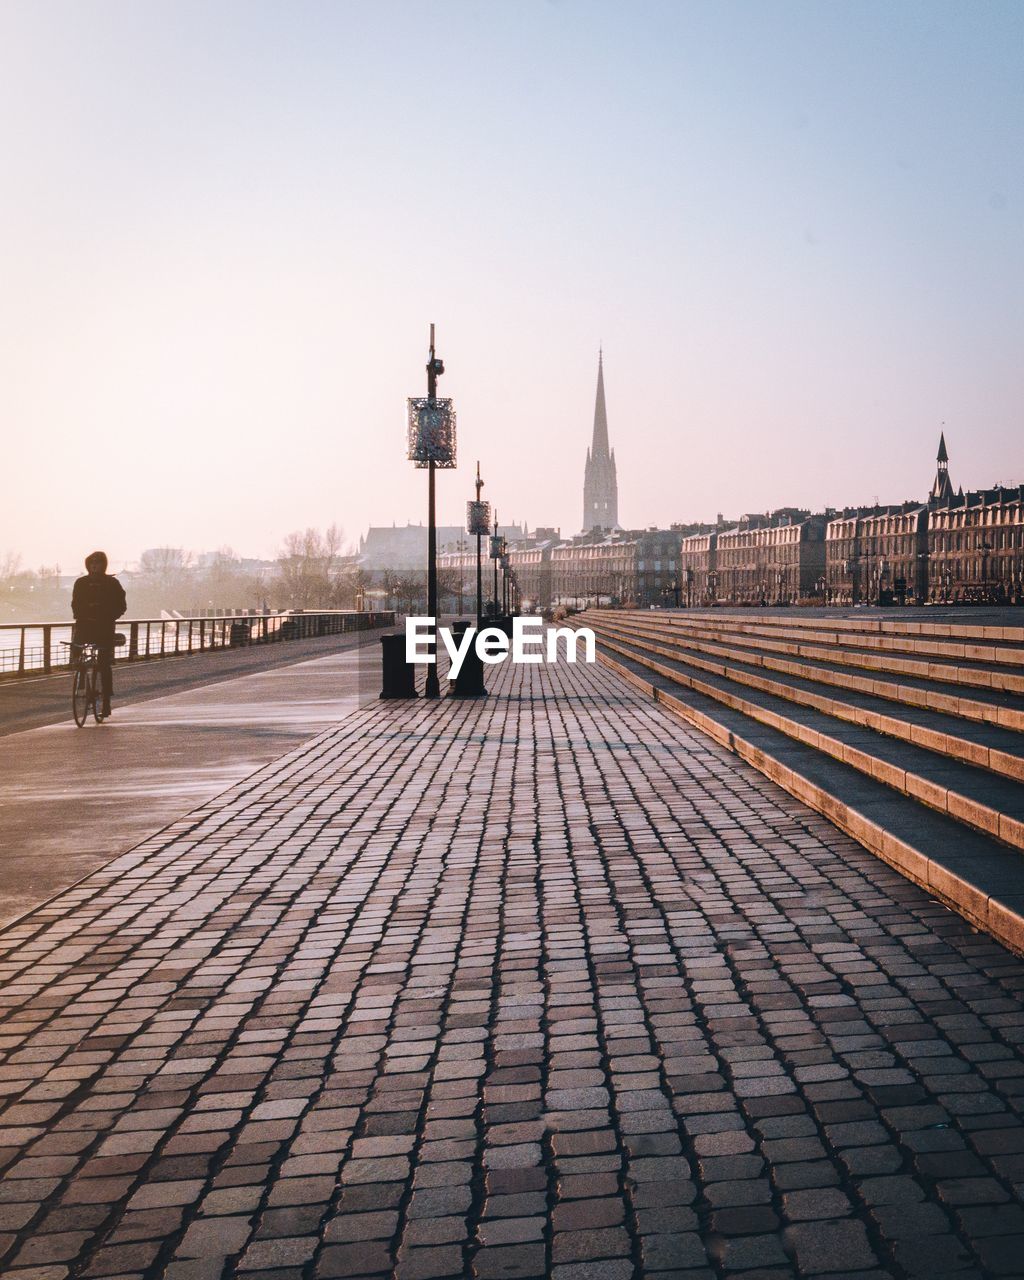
[
  {"x1": 930, "y1": 430, "x2": 954, "y2": 504},
  {"x1": 582, "y1": 348, "x2": 619, "y2": 531},
  {"x1": 591, "y1": 348, "x2": 610, "y2": 459}
]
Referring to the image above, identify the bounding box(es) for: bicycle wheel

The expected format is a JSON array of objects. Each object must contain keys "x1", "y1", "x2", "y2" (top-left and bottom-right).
[
  {"x1": 91, "y1": 668, "x2": 105, "y2": 723},
  {"x1": 72, "y1": 666, "x2": 91, "y2": 727}
]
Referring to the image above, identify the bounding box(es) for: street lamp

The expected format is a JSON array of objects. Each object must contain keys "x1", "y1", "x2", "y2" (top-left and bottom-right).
[
  {"x1": 407, "y1": 324, "x2": 456, "y2": 699},
  {"x1": 467, "y1": 463, "x2": 490, "y2": 628},
  {"x1": 878, "y1": 558, "x2": 890, "y2": 606},
  {"x1": 500, "y1": 550, "x2": 511, "y2": 614},
  {"x1": 489, "y1": 511, "x2": 502, "y2": 620},
  {"x1": 844, "y1": 557, "x2": 860, "y2": 607}
]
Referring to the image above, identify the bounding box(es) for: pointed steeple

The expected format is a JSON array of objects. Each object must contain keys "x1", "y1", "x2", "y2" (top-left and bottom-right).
[
  {"x1": 582, "y1": 348, "x2": 619, "y2": 531},
  {"x1": 930, "y1": 430, "x2": 955, "y2": 504},
  {"x1": 591, "y1": 348, "x2": 610, "y2": 459}
]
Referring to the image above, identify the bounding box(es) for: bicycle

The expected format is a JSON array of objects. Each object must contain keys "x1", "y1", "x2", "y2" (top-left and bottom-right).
[
  {"x1": 62, "y1": 633, "x2": 125, "y2": 727},
  {"x1": 63, "y1": 641, "x2": 105, "y2": 726}
]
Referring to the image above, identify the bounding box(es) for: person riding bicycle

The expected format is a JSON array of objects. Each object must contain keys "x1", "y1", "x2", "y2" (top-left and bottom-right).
[{"x1": 72, "y1": 551, "x2": 127, "y2": 718}]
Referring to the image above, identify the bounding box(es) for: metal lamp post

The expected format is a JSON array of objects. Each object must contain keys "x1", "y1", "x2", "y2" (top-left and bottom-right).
[
  {"x1": 500, "y1": 550, "x2": 510, "y2": 615},
  {"x1": 467, "y1": 464, "x2": 490, "y2": 629},
  {"x1": 844, "y1": 557, "x2": 860, "y2": 606},
  {"x1": 407, "y1": 324, "x2": 456, "y2": 700},
  {"x1": 451, "y1": 464, "x2": 490, "y2": 700},
  {"x1": 490, "y1": 512, "x2": 502, "y2": 620}
]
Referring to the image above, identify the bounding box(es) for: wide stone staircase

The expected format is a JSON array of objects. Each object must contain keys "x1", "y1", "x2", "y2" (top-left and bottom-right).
[{"x1": 575, "y1": 608, "x2": 1024, "y2": 954}]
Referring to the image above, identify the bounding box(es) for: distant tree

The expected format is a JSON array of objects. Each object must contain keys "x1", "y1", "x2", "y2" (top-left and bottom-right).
[
  {"x1": 335, "y1": 565, "x2": 368, "y2": 610},
  {"x1": 0, "y1": 552, "x2": 23, "y2": 588},
  {"x1": 273, "y1": 525, "x2": 344, "y2": 609},
  {"x1": 381, "y1": 569, "x2": 400, "y2": 609},
  {"x1": 139, "y1": 547, "x2": 194, "y2": 579},
  {"x1": 392, "y1": 575, "x2": 425, "y2": 615},
  {"x1": 195, "y1": 548, "x2": 265, "y2": 613},
  {"x1": 134, "y1": 548, "x2": 195, "y2": 612},
  {"x1": 0, "y1": 555, "x2": 70, "y2": 622},
  {"x1": 437, "y1": 568, "x2": 464, "y2": 614}
]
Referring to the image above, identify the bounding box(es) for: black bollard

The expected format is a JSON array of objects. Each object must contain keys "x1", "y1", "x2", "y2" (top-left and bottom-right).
[
  {"x1": 380, "y1": 632, "x2": 418, "y2": 699},
  {"x1": 449, "y1": 621, "x2": 487, "y2": 699}
]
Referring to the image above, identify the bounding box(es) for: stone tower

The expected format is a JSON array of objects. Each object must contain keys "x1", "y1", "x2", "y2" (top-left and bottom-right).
[{"x1": 582, "y1": 351, "x2": 619, "y2": 531}]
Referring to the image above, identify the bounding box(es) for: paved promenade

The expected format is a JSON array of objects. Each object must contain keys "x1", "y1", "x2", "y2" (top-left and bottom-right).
[
  {"x1": 2, "y1": 652, "x2": 1024, "y2": 1279},
  {"x1": 0, "y1": 634, "x2": 379, "y2": 924}
]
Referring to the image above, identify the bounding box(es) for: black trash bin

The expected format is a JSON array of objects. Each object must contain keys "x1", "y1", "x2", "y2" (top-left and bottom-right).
[
  {"x1": 229, "y1": 620, "x2": 251, "y2": 647},
  {"x1": 449, "y1": 620, "x2": 486, "y2": 699},
  {"x1": 380, "y1": 632, "x2": 418, "y2": 699}
]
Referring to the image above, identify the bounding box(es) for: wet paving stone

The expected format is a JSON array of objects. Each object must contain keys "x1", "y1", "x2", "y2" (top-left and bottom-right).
[{"x1": 0, "y1": 655, "x2": 1023, "y2": 1277}]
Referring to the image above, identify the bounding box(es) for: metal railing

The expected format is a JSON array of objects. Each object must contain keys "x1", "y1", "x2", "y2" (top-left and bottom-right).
[{"x1": 0, "y1": 610, "x2": 396, "y2": 677}]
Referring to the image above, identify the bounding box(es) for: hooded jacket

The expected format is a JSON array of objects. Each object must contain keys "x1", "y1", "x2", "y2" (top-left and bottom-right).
[{"x1": 72, "y1": 574, "x2": 127, "y2": 645}]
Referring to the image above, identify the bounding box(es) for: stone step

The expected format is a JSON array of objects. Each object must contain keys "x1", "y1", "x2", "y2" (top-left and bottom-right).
[
  {"x1": 593, "y1": 612, "x2": 1024, "y2": 732},
  {"x1": 587, "y1": 637, "x2": 1024, "y2": 956},
  {"x1": 655, "y1": 608, "x2": 1024, "y2": 645},
  {"x1": 623, "y1": 611, "x2": 1024, "y2": 667},
  {"x1": 587, "y1": 615, "x2": 1024, "y2": 783},
  {"x1": 602, "y1": 610, "x2": 1024, "y2": 695},
  {"x1": 613, "y1": 608, "x2": 1024, "y2": 668},
  {"x1": 582, "y1": 622, "x2": 1024, "y2": 854}
]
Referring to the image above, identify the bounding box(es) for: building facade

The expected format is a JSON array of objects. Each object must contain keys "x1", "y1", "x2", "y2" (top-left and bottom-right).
[
  {"x1": 825, "y1": 505, "x2": 928, "y2": 605},
  {"x1": 678, "y1": 531, "x2": 719, "y2": 606},
  {"x1": 823, "y1": 437, "x2": 1022, "y2": 606},
  {"x1": 927, "y1": 486, "x2": 1024, "y2": 604},
  {"x1": 508, "y1": 539, "x2": 557, "y2": 612},
  {"x1": 359, "y1": 522, "x2": 526, "y2": 572},
  {"x1": 714, "y1": 512, "x2": 828, "y2": 605},
  {"x1": 552, "y1": 533, "x2": 633, "y2": 606}
]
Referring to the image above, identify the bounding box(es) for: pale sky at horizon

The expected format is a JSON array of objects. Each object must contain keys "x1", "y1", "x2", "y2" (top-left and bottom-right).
[{"x1": 1, "y1": 0, "x2": 1021, "y2": 572}]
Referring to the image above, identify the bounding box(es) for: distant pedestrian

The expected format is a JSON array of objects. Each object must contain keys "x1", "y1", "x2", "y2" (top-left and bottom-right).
[{"x1": 72, "y1": 551, "x2": 127, "y2": 717}]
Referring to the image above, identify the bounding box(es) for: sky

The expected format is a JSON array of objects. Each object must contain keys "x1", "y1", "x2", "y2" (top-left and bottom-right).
[{"x1": 1, "y1": 0, "x2": 1021, "y2": 572}]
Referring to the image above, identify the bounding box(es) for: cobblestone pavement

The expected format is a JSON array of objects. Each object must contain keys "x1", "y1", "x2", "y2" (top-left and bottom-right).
[{"x1": 2, "y1": 656, "x2": 1024, "y2": 1280}]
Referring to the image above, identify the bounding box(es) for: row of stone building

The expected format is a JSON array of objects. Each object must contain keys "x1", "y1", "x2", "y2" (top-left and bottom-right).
[
  {"x1": 438, "y1": 527, "x2": 684, "y2": 612},
  {"x1": 683, "y1": 483, "x2": 1023, "y2": 609},
  {"x1": 436, "y1": 437, "x2": 1023, "y2": 610}
]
